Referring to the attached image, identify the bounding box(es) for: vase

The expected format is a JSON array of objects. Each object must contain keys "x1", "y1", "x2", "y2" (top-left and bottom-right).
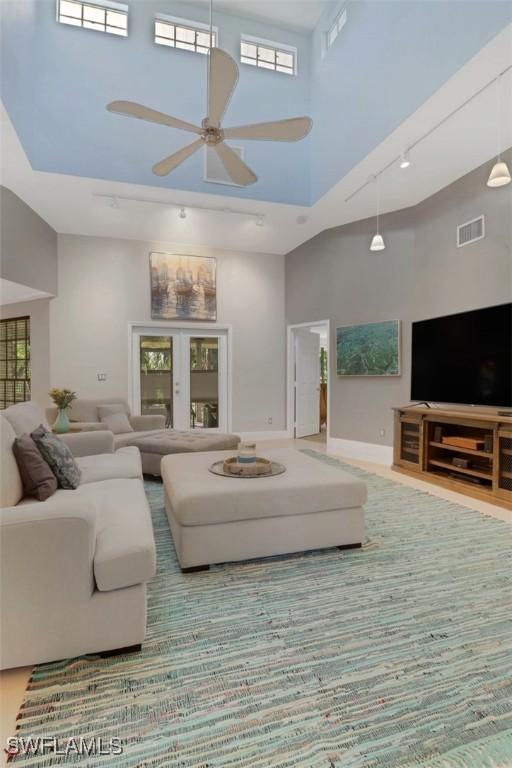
[{"x1": 53, "y1": 408, "x2": 70, "y2": 434}]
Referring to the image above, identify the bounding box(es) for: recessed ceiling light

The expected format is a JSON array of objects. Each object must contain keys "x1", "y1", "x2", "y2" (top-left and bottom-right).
[
  {"x1": 178, "y1": 207, "x2": 187, "y2": 219},
  {"x1": 399, "y1": 151, "x2": 410, "y2": 169}
]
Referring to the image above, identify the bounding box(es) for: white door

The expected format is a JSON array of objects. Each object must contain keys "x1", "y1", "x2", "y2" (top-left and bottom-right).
[
  {"x1": 295, "y1": 330, "x2": 320, "y2": 438},
  {"x1": 132, "y1": 327, "x2": 228, "y2": 432}
]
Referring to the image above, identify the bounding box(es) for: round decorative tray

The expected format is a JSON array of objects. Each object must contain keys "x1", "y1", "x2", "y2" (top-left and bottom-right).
[{"x1": 209, "y1": 457, "x2": 286, "y2": 479}]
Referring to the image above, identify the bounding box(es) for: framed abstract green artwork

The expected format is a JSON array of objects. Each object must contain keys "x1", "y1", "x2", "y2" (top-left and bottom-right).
[{"x1": 336, "y1": 320, "x2": 401, "y2": 376}]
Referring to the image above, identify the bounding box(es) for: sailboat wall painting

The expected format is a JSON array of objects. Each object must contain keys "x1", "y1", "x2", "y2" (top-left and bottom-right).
[{"x1": 150, "y1": 252, "x2": 217, "y2": 321}]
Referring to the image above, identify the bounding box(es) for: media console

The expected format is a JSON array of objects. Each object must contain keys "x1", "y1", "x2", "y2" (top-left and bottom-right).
[{"x1": 393, "y1": 405, "x2": 512, "y2": 509}]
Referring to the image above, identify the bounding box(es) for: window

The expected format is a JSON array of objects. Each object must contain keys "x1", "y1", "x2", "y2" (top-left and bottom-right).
[
  {"x1": 57, "y1": 0, "x2": 128, "y2": 35},
  {"x1": 0, "y1": 317, "x2": 31, "y2": 409},
  {"x1": 240, "y1": 35, "x2": 296, "y2": 75},
  {"x1": 155, "y1": 15, "x2": 217, "y2": 54},
  {"x1": 326, "y1": 8, "x2": 347, "y2": 51}
]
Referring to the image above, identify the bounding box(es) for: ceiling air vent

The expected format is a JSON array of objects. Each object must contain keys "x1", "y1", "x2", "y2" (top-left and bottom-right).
[
  {"x1": 457, "y1": 215, "x2": 485, "y2": 248},
  {"x1": 204, "y1": 145, "x2": 244, "y2": 186}
]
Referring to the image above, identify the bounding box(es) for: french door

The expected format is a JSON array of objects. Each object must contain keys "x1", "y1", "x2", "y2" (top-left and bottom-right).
[{"x1": 131, "y1": 326, "x2": 229, "y2": 432}]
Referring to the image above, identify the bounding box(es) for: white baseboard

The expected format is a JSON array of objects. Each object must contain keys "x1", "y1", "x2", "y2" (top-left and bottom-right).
[
  {"x1": 237, "y1": 430, "x2": 291, "y2": 441},
  {"x1": 327, "y1": 436, "x2": 393, "y2": 466}
]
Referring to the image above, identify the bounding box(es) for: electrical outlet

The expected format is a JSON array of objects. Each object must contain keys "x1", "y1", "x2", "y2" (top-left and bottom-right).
[
  {"x1": 379, "y1": 428, "x2": 386, "y2": 437},
  {"x1": 268, "y1": 417, "x2": 273, "y2": 425},
  {"x1": 97, "y1": 373, "x2": 107, "y2": 381}
]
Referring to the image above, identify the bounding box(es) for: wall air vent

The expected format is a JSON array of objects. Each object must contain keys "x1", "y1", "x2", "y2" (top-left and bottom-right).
[
  {"x1": 457, "y1": 215, "x2": 485, "y2": 247},
  {"x1": 204, "y1": 145, "x2": 244, "y2": 186}
]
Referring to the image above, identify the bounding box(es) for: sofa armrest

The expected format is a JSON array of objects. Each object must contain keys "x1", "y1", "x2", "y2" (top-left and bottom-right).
[
  {"x1": 1, "y1": 497, "x2": 97, "y2": 613},
  {"x1": 60, "y1": 430, "x2": 114, "y2": 457},
  {"x1": 129, "y1": 415, "x2": 166, "y2": 431}
]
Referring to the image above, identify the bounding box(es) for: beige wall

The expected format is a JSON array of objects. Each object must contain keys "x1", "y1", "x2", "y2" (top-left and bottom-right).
[
  {"x1": 0, "y1": 187, "x2": 57, "y2": 295},
  {"x1": 0, "y1": 299, "x2": 51, "y2": 409},
  {"x1": 50, "y1": 235, "x2": 286, "y2": 432},
  {"x1": 286, "y1": 153, "x2": 512, "y2": 447}
]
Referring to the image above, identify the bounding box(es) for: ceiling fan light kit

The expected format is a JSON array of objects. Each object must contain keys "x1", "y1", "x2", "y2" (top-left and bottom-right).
[{"x1": 107, "y1": 20, "x2": 312, "y2": 188}]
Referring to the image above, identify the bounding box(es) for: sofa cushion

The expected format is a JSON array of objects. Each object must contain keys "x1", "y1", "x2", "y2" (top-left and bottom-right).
[
  {"x1": 2, "y1": 402, "x2": 49, "y2": 437},
  {"x1": 12, "y1": 434, "x2": 57, "y2": 501},
  {"x1": 32, "y1": 426, "x2": 81, "y2": 490},
  {"x1": 76, "y1": 446, "x2": 142, "y2": 484},
  {"x1": 71, "y1": 478, "x2": 156, "y2": 591},
  {"x1": 68, "y1": 398, "x2": 130, "y2": 423},
  {"x1": 0, "y1": 415, "x2": 23, "y2": 507},
  {"x1": 100, "y1": 411, "x2": 133, "y2": 435}
]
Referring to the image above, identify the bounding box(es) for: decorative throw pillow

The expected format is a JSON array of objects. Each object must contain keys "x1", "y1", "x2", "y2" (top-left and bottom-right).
[
  {"x1": 31, "y1": 425, "x2": 81, "y2": 490},
  {"x1": 12, "y1": 434, "x2": 58, "y2": 501},
  {"x1": 98, "y1": 406, "x2": 133, "y2": 435}
]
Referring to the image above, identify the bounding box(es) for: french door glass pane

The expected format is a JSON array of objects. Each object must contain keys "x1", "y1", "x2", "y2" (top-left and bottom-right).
[
  {"x1": 190, "y1": 337, "x2": 219, "y2": 428},
  {"x1": 140, "y1": 336, "x2": 172, "y2": 426}
]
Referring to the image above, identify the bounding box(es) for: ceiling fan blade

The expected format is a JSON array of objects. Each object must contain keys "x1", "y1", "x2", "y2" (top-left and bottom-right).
[
  {"x1": 152, "y1": 138, "x2": 204, "y2": 176},
  {"x1": 214, "y1": 142, "x2": 257, "y2": 186},
  {"x1": 107, "y1": 100, "x2": 202, "y2": 134},
  {"x1": 223, "y1": 117, "x2": 313, "y2": 142},
  {"x1": 208, "y1": 48, "x2": 238, "y2": 128}
]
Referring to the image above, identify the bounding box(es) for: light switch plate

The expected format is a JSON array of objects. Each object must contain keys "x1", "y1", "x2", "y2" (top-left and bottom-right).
[{"x1": 97, "y1": 373, "x2": 107, "y2": 381}]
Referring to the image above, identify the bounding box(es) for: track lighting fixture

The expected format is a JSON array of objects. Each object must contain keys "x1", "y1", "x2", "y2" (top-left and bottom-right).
[
  {"x1": 370, "y1": 176, "x2": 386, "y2": 252},
  {"x1": 399, "y1": 151, "x2": 410, "y2": 169},
  {"x1": 487, "y1": 74, "x2": 511, "y2": 188}
]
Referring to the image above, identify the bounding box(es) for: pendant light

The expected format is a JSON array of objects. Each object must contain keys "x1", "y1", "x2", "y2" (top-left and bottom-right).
[
  {"x1": 487, "y1": 73, "x2": 511, "y2": 188},
  {"x1": 370, "y1": 175, "x2": 386, "y2": 251}
]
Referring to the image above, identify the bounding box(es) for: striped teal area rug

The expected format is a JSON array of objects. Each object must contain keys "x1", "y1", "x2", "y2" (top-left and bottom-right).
[{"x1": 11, "y1": 450, "x2": 512, "y2": 767}]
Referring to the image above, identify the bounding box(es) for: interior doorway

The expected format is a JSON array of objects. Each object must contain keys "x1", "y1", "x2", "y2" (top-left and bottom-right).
[{"x1": 287, "y1": 320, "x2": 329, "y2": 441}]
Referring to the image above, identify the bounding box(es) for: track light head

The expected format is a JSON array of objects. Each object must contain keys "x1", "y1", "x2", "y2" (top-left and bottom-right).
[
  {"x1": 487, "y1": 159, "x2": 511, "y2": 188},
  {"x1": 370, "y1": 233, "x2": 386, "y2": 252},
  {"x1": 399, "y1": 151, "x2": 410, "y2": 169}
]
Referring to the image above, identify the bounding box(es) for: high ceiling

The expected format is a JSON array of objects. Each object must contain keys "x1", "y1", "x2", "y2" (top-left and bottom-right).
[
  {"x1": 187, "y1": 0, "x2": 336, "y2": 32},
  {"x1": 0, "y1": 1, "x2": 511, "y2": 244},
  {"x1": 1, "y1": 1, "x2": 509, "y2": 208},
  {"x1": 2, "y1": 26, "x2": 511, "y2": 256}
]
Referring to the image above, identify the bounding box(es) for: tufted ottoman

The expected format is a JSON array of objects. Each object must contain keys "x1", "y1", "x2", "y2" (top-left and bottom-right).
[
  {"x1": 161, "y1": 447, "x2": 367, "y2": 571},
  {"x1": 128, "y1": 430, "x2": 240, "y2": 476}
]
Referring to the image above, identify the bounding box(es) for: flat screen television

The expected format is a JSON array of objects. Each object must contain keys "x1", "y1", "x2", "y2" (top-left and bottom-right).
[{"x1": 411, "y1": 303, "x2": 512, "y2": 407}]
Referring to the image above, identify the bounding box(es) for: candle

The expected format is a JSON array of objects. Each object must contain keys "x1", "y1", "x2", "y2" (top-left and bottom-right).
[{"x1": 238, "y1": 441, "x2": 256, "y2": 464}]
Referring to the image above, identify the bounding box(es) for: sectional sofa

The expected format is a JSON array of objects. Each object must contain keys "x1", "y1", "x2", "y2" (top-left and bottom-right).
[
  {"x1": 46, "y1": 398, "x2": 240, "y2": 476},
  {"x1": 0, "y1": 402, "x2": 156, "y2": 669}
]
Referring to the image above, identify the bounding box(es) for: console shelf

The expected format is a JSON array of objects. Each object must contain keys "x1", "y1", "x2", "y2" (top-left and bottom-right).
[{"x1": 393, "y1": 405, "x2": 512, "y2": 510}]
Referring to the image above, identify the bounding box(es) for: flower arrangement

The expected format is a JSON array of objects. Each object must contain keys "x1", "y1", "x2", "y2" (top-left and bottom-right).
[{"x1": 49, "y1": 388, "x2": 77, "y2": 410}]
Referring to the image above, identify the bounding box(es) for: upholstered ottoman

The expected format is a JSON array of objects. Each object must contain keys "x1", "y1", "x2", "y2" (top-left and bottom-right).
[
  {"x1": 161, "y1": 448, "x2": 367, "y2": 571},
  {"x1": 128, "y1": 430, "x2": 240, "y2": 476}
]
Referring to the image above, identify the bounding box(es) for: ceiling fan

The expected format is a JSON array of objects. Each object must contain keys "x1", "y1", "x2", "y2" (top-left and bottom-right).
[{"x1": 106, "y1": 46, "x2": 312, "y2": 186}]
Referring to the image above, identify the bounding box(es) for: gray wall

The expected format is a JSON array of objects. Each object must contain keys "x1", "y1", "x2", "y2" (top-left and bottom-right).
[
  {"x1": 0, "y1": 186, "x2": 58, "y2": 295},
  {"x1": 286, "y1": 154, "x2": 512, "y2": 447},
  {"x1": 51, "y1": 235, "x2": 286, "y2": 432}
]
